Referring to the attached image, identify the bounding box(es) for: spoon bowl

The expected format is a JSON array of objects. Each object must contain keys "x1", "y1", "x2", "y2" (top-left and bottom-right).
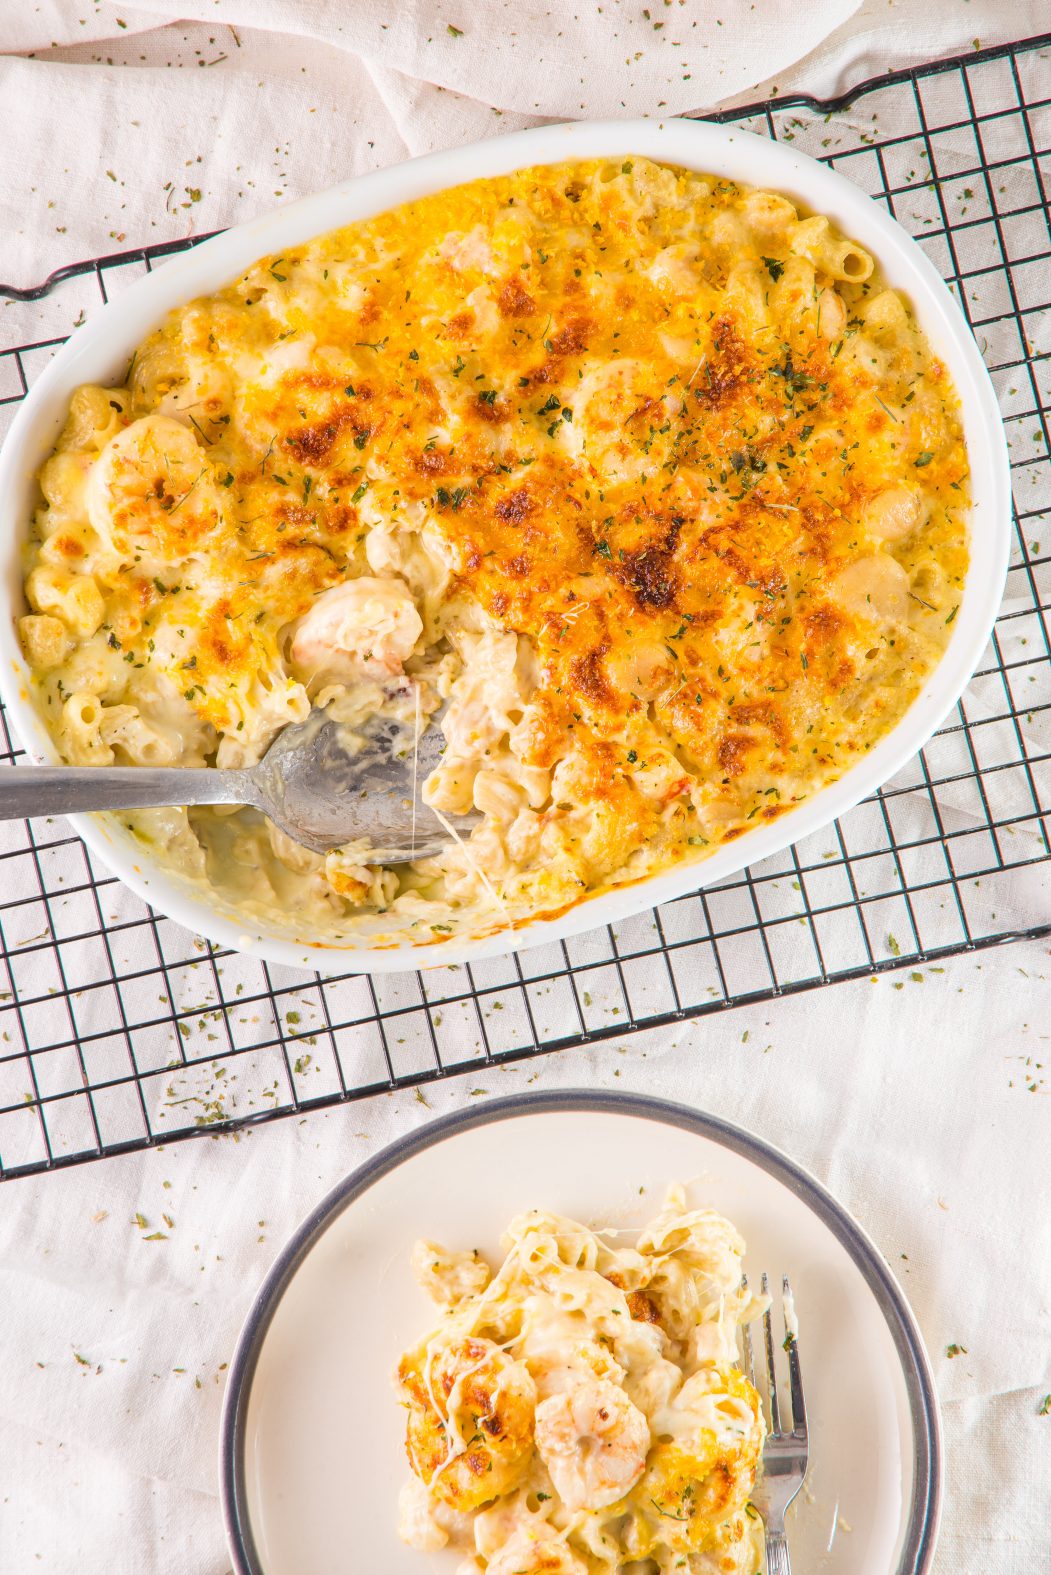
[
  {"x1": 251, "y1": 708, "x2": 474, "y2": 858},
  {"x1": 0, "y1": 706, "x2": 477, "y2": 862}
]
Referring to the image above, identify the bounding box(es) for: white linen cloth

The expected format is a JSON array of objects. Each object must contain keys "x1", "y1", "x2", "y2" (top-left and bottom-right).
[
  {"x1": 1, "y1": 951, "x2": 1049, "y2": 1572},
  {"x1": 1, "y1": 4, "x2": 1050, "y2": 1571},
  {"x1": 1, "y1": 0, "x2": 1048, "y2": 289}
]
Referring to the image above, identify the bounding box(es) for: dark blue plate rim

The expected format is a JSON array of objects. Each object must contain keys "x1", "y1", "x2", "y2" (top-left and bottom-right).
[{"x1": 219, "y1": 1089, "x2": 940, "y2": 1575}]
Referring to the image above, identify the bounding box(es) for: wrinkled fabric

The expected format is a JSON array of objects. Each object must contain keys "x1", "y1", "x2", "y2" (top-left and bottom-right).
[
  {"x1": 0, "y1": 4, "x2": 1049, "y2": 1570},
  {"x1": 2, "y1": 1, "x2": 1046, "y2": 287},
  {"x1": 0, "y1": 944, "x2": 1049, "y2": 1572}
]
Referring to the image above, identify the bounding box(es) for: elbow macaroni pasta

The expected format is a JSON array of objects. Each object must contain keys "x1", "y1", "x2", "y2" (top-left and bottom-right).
[
  {"x1": 19, "y1": 158, "x2": 969, "y2": 943},
  {"x1": 395, "y1": 1190, "x2": 767, "y2": 1574}
]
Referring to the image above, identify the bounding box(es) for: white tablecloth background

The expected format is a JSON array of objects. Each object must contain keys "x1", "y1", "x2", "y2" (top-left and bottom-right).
[{"x1": 1, "y1": 4, "x2": 1049, "y2": 1571}]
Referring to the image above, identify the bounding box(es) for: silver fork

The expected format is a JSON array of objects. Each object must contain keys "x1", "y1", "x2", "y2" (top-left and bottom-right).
[{"x1": 742, "y1": 1272, "x2": 809, "y2": 1575}]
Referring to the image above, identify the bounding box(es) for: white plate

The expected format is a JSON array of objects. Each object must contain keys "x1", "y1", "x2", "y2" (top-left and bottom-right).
[
  {"x1": 220, "y1": 1093, "x2": 940, "y2": 1574},
  {"x1": 0, "y1": 117, "x2": 1012, "y2": 972}
]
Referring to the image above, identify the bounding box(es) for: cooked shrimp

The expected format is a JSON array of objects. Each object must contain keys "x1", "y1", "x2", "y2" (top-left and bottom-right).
[
  {"x1": 86, "y1": 414, "x2": 221, "y2": 561},
  {"x1": 289, "y1": 574, "x2": 422, "y2": 680},
  {"x1": 646, "y1": 242, "x2": 702, "y2": 296},
  {"x1": 637, "y1": 1366, "x2": 763, "y2": 1552},
  {"x1": 830, "y1": 552, "x2": 909, "y2": 624},
  {"x1": 439, "y1": 226, "x2": 494, "y2": 274},
  {"x1": 569, "y1": 358, "x2": 680, "y2": 484},
  {"x1": 863, "y1": 484, "x2": 927, "y2": 544},
  {"x1": 484, "y1": 1525, "x2": 589, "y2": 1575},
  {"x1": 397, "y1": 1336, "x2": 536, "y2": 1512},
  {"x1": 533, "y1": 1374, "x2": 650, "y2": 1512}
]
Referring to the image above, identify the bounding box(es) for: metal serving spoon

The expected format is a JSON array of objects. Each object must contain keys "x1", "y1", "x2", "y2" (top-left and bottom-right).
[{"x1": 0, "y1": 708, "x2": 476, "y2": 861}]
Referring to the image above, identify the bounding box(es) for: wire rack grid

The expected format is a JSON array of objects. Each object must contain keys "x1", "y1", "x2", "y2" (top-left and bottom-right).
[{"x1": 0, "y1": 36, "x2": 1048, "y2": 1181}]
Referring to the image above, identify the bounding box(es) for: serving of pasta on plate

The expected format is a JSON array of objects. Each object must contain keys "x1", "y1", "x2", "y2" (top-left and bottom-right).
[
  {"x1": 19, "y1": 156, "x2": 969, "y2": 945},
  {"x1": 394, "y1": 1189, "x2": 766, "y2": 1575}
]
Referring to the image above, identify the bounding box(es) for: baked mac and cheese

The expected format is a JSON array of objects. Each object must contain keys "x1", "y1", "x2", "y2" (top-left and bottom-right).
[
  {"x1": 20, "y1": 158, "x2": 970, "y2": 941},
  {"x1": 395, "y1": 1190, "x2": 766, "y2": 1574}
]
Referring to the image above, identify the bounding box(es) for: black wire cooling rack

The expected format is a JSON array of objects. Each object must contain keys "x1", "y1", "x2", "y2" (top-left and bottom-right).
[{"x1": 0, "y1": 36, "x2": 1048, "y2": 1181}]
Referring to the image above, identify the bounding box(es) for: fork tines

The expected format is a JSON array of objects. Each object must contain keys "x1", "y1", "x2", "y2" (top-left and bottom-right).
[{"x1": 742, "y1": 1271, "x2": 808, "y2": 1442}]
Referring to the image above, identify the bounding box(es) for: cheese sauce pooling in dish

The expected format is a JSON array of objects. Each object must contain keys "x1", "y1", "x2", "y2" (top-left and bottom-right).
[
  {"x1": 394, "y1": 1190, "x2": 767, "y2": 1574},
  {"x1": 21, "y1": 158, "x2": 970, "y2": 942}
]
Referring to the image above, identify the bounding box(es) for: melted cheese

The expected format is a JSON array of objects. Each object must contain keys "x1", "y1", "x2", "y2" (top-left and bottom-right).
[
  {"x1": 22, "y1": 157, "x2": 969, "y2": 942},
  {"x1": 395, "y1": 1191, "x2": 767, "y2": 1574}
]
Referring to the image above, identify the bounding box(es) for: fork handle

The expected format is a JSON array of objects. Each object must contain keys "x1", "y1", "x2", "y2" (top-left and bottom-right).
[{"x1": 766, "y1": 1527, "x2": 792, "y2": 1574}]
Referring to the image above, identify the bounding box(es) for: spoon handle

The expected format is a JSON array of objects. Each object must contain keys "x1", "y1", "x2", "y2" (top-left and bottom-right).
[{"x1": 0, "y1": 764, "x2": 254, "y2": 822}]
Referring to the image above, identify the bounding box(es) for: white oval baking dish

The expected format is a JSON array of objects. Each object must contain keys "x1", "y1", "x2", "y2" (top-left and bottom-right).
[{"x1": 0, "y1": 118, "x2": 1012, "y2": 972}]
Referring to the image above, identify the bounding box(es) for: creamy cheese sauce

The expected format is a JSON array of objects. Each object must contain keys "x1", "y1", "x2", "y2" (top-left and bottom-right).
[
  {"x1": 394, "y1": 1187, "x2": 769, "y2": 1573},
  {"x1": 21, "y1": 158, "x2": 969, "y2": 944}
]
